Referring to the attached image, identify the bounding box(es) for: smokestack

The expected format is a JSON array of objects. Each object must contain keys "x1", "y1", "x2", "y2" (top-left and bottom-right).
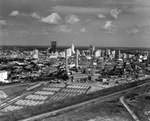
[
  {"x1": 65, "y1": 49, "x2": 68, "y2": 73},
  {"x1": 76, "y1": 49, "x2": 79, "y2": 69}
]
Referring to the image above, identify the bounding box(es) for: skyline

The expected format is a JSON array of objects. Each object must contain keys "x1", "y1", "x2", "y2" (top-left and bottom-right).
[{"x1": 0, "y1": 0, "x2": 150, "y2": 47}]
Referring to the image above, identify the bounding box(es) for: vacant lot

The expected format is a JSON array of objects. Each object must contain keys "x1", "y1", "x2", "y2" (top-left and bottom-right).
[{"x1": 42, "y1": 101, "x2": 131, "y2": 121}]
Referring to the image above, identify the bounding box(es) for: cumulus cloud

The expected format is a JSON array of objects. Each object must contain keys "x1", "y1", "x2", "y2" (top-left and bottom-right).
[
  {"x1": 102, "y1": 21, "x2": 112, "y2": 30},
  {"x1": 0, "y1": 20, "x2": 7, "y2": 26},
  {"x1": 97, "y1": 13, "x2": 106, "y2": 19},
  {"x1": 127, "y1": 28, "x2": 140, "y2": 34},
  {"x1": 31, "y1": 12, "x2": 41, "y2": 20},
  {"x1": 65, "y1": 15, "x2": 80, "y2": 24},
  {"x1": 80, "y1": 28, "x2": 87, "y2": 33},
  {"x1": 137, "y1": 22, "x2": 150, "y2": 28},
  {"x1": 41, "y1": 13, "x2": 61, "y2": 24},
  {"x1": 101, "y1": 21, "x2": 118, "y2": 33},
  {"x1": 110, "y1": 8, "x2": 121, "y2": 19},
  {"x1": 56, "y1": 25, "x2": 72, "y2": 33},
  {"x1": 9, "y1": 11, "x2": 19, "y2": 16}
]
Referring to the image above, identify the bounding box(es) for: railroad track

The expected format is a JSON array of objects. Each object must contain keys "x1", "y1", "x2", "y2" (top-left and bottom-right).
[{"x1": 19, "y1": 81, "x2": 150, "y2": 121}]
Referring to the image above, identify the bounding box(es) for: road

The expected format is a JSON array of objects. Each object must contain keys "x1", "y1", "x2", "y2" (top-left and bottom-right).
[
  {"x1": 119, "y1": 96, "x2": 140, "y2": 121},
  {"x1": 19, "y1": 81, "x2": 150, "y2": 121}
]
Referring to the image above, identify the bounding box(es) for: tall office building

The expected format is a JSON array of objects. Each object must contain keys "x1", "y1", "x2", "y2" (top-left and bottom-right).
[
  {"x1": 106, "y1": 49, "x2": 111, "y2": 58},
  {"x1": 115, "y1": 50, "x2": 121, "y2": 59},
  {"x1": 66, "y1": 48, "x2": 72, "y2": 57},
  {"x1": 51, "y1": 41, "x2": 57, "y2": 53},
  {"x1": 95, "y1": 49, "x2": 101, "y2": 58},
  {"x1": 89, "y1": 45, "x2": 95, "y2": 56},
  {"x1": 33, "y1": 49, "x2": 39, "y2": 59},
  {"x1": 71, "y1": 43, "x2": 75, "y2": 54},
  {"x1": 65, "y1": 49, "x2": 69, "y2": 73},
  {"x1": 76, "y1": 49, "x2": 79, "y2": 69}
]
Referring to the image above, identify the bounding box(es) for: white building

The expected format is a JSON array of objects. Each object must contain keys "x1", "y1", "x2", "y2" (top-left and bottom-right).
[
  {"x1": 33, "y1": 49, "x2": 39, "y2": 59},
  {"x1": 59, "y1": 51, "x2": 65, "y2": 58},
  {"x1": 106, "y1": 49, "x2": 111, "y2": 56},
  {"x1": 66, "y1": 48, "x2": 72, "y2": 57},
  {"x1": 71, "y1": 43, "x2": 75, "y2": 54},
  {"x1": 111, "y1": 50, "x2": 115, "y2": 59},
  {"x1": 95, "y1": 49, "x2": 101, "y2": 57},
  {"x1": 0, "y1": 71, "x2": 8, "y2": 83}
]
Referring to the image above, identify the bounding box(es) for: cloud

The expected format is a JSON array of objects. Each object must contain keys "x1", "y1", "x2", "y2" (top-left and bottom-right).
[
  {"x1": 9, "y1": 11, "x2": 19, "y2": 16},
  {"x1": 126, "y1": 22, "x2": 150, "y2": 34},
  {"x1": 66, "y1": 15, "x2": 80, "y2": 24},
  {"x1": 127, "y1": 28, "x2": 140, "y2": 34},
  {"x1": 80, "y1": 28, "x2": 87, "y2": 33},
  {"x1": 101, "y1": 21, "x2": 118, "y2": 33},
  {"x1": 97, "y1": 13, "x2": 106, "y2": 19},
  {"x1": 102, "y1": 21, "x2": 112, "y2": 30},
  {"x1": 56, "y1": 25, "x2": 72, "y2": 33},
  {"x1": 31, "y1": 12, "x2": 41, "y2": 20},
  {"x1": 110, "y1": 8, "x2": 121, "y2": 19},
  {"x1": 136, "y1": 22, "x2": 150, "y2": 28},
  {"x1": 41, "y1": 13, "x2": 61, "y2": 24},
  {"x1": 0, "y1": 20, "x2": 7, "y2": 26}
]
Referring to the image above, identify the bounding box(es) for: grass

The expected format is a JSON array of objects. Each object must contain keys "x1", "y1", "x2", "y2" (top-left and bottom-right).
[
  {"x1": 1, "y1": 84, "x2": 29, "y2": 96},
  {"x1": 42, "y1": 101, "x2": 132, "y2": 121}
]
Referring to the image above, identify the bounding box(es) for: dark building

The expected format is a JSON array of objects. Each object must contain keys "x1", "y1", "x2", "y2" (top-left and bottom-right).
[
  {"x1": 115, "y1": 50, "x2": 121, "y2": 59},
  {"x1": 51, "y1": 41, "x2": 57, "y2": 53},
  {"x1": 89, "y1": 45, "x2": 95, "y2": 56}
]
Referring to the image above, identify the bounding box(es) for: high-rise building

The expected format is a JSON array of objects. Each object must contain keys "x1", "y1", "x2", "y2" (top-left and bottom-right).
[
  {"x1": 66, "y1": 48, "x2": 72, "y2": 57},
  {"x1": 115, "y1": 50, "x2": 121, "y2": 59},
  {"x1": 89, "y1": 45, "x2": 95, "y2": 56},
  {"x1": 111, "y1": 50, "x2": 115, "y2": 58},
  {"x1": 33, "y1": 49, "x2": 38, "y2": 59},
  {"x1": 51, "y1": 41, "x2": 57, "y2": 53},
  {"x1": 106, "y1": 49, "x2": 111, "y2": 58},
  {"x1": 76, "y1": 49, "x2": 79, "y2": 69},
  {"x1": 65, "y1": 49, "x2": 69, "y2": 73},
  {"x1": 95, "y1": 49, "x2": 101, "y2": 58},
  {"x1": 71, "y1": 43, "x2": 75, "y2": 54}
]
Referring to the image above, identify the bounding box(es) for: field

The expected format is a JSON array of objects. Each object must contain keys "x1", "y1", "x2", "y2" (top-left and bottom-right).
[
  {"x1": 124, "y1": 83, "x2": 150, "y2": 121},
  {"x1": 42, "y1": 101, "x2": 131, "y2": 121},
  {"x1": 0, "y1": 84, "x2": 30, "y2": 99}
]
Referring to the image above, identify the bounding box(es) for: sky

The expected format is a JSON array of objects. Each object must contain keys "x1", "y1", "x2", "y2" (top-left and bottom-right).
[{"x1": 0, "y1": 0, "x2": 150, "y2": 47}]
